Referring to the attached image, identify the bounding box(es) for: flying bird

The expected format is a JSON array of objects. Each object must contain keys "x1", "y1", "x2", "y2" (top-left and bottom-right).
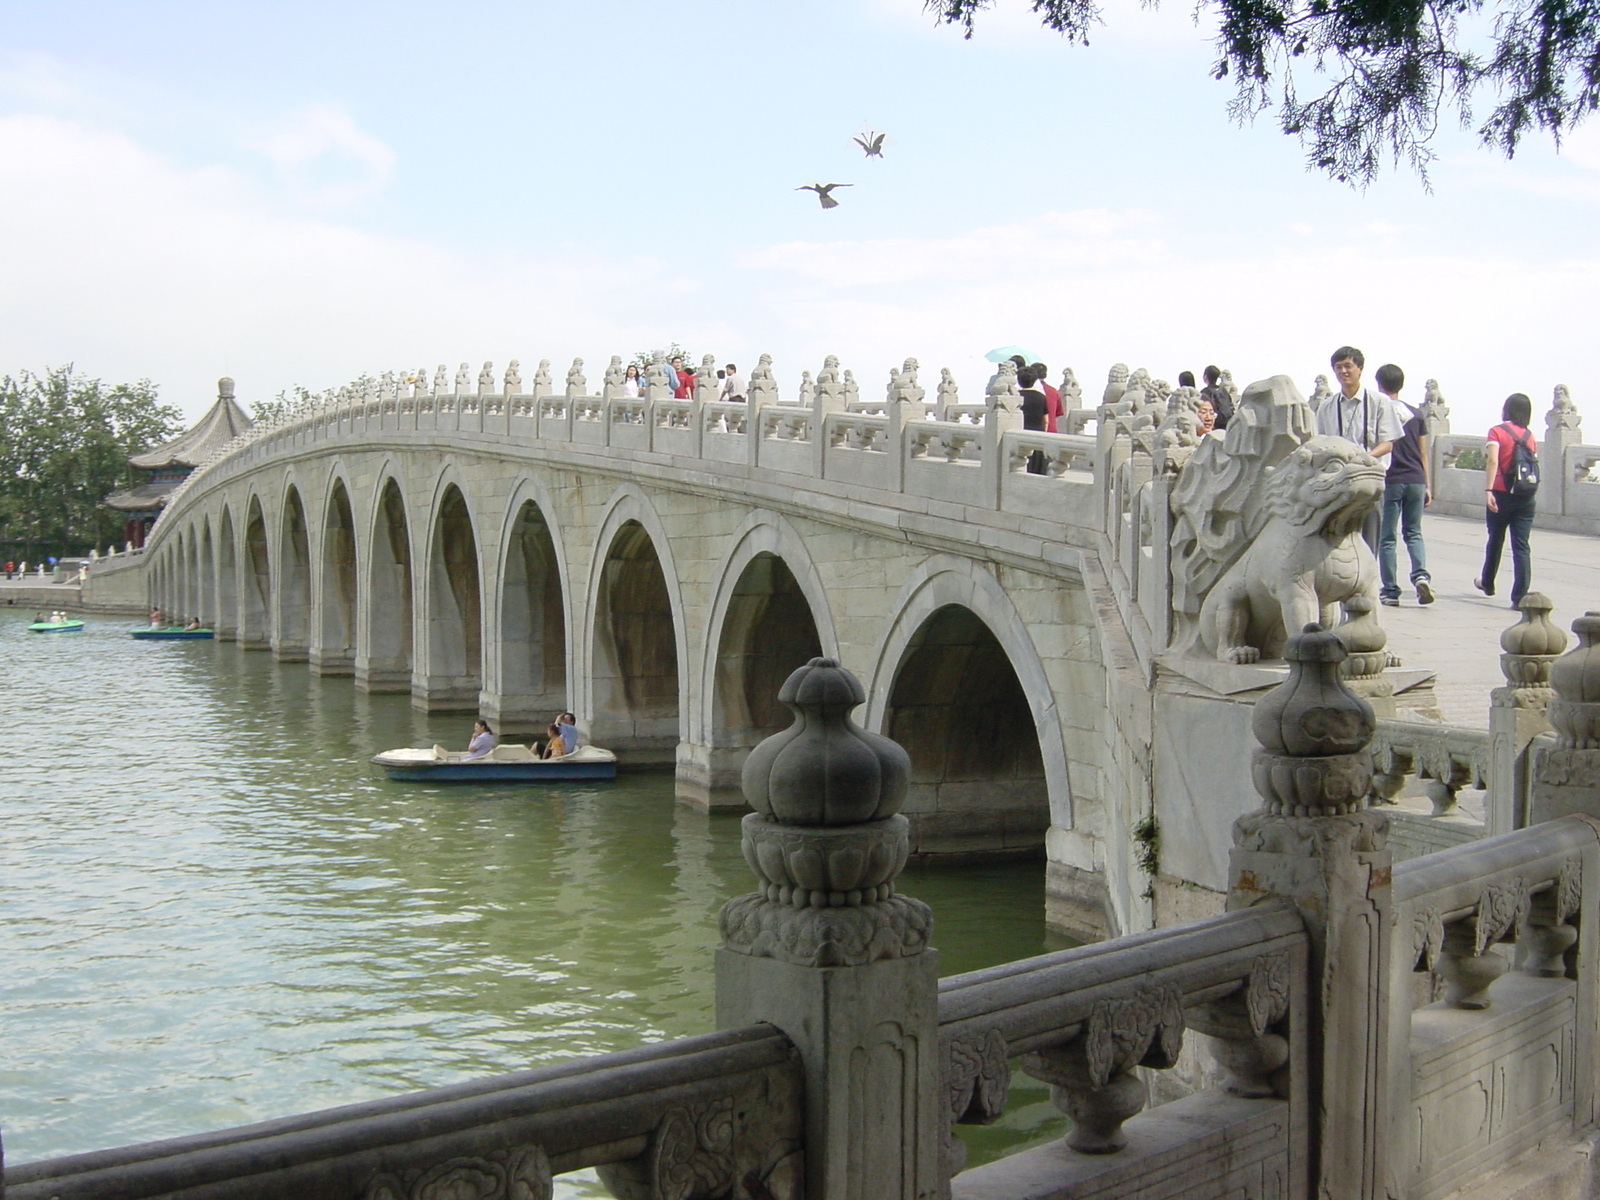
[
  {"x1": 796, "y1": 182, "x2": 853, "y2": 209},
  {"x1": 853, "y1": 130, "x2": 887, "y2": 158}
]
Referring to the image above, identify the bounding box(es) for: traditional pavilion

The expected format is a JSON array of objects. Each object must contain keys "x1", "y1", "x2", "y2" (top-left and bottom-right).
[{"x1": 103, "y1": 377, "x2": 253, "y2": 549}]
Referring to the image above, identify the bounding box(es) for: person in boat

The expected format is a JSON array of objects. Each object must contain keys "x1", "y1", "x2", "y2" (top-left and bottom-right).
[
  {"x1": 149, "y1": 607, "x2": 163, "y2": 627},
  {"x1": 463, "y1": 718, "x2": 496, "y2": 761},
  {"x1": 184, "y1": 617, "x2": 202, "y2": 630},
  {"x1": 556, "y1": 711, "x2": 580, "y2": 752},
  {"x1": 34, "y1": 612, "x2": 47, "y2": 623},
  {"x1": 542, "y1": 722, "x2": 568, "y2": 759}
]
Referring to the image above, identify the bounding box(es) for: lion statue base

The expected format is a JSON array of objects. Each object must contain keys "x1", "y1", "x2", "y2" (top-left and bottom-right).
[{"x1": 1199, "y1": 436, "x2": 1386, "y2": 665}]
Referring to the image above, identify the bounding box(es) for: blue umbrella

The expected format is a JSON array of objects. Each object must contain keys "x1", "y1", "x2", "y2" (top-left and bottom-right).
[{"x1": 984, "y1": 345, "x2": 1039, "y2": 364}]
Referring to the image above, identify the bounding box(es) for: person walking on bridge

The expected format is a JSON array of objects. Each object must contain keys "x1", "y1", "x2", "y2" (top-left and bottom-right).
[
  {"x1": 1476, "y1": 392, "x2": 1539, "y2": 608},
  {"x1": 1376, "y1": 363, "x2": 1433, "y2": 607}
]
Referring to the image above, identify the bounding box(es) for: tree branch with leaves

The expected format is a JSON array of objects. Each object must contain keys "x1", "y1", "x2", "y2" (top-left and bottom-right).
[{"x1": 927, "y1": 0, "x2": 1599, "y2": 184}]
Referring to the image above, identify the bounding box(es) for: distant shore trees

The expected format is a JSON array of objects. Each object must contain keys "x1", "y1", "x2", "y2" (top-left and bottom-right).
[{"x1": 0, "y1": 367, "x2": 183, "y2": 560}]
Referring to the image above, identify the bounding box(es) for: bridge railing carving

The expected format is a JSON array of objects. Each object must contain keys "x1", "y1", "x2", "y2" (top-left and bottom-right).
[
  {"x1": 2, "y1": 1025, "x2": 804, "y2": 1200},
  {"x1": 148, "y1": 380, "x2": 1101, "y2": 543},
  {"x1": 939, "y1": 902, "x2": 1310, "y2": 1197},
  {"x1": 1389, "y1": 813, "x2": 1600, "y2": 1200}
]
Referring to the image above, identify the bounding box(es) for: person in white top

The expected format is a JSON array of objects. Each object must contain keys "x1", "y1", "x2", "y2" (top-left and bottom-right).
[
  {"x1": 1315, "y1": 345, "x2": 1402, "y2": 553},
  {"x1": 463, "y1": 718, "x2": 496, "y2": 761},
  {"x1": 619, "y1": 363, "x2": 643, "y2": 399},
  {"x1": 720, "y1": 364, "x2": 746, "y2": 402}
]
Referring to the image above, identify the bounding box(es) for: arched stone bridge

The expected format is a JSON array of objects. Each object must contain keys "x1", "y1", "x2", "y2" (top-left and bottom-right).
[{"x1": 138, "y1": 370, "x2": 1129, "y2": 905}]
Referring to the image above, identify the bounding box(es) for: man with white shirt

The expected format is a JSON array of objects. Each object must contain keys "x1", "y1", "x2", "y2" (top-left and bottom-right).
[
  {"x1": 1315, "y1": 345, "x2": 1401, "y2": 554},
  {"x1": 721, "y1": 363, "x2": 746, "y2": 402}
]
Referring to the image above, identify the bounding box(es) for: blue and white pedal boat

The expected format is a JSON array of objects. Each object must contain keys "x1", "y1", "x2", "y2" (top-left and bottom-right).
[{"x1": 371, "y1": 743, "x2": 617, "y2": 782}]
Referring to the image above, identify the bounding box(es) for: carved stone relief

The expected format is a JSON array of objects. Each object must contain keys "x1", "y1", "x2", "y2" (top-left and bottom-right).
[{"x1": 362, "y1": 1145, "x2": 551, "y2": 1200}]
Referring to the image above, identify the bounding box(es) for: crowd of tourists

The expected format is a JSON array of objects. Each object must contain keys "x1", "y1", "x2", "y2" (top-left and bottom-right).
[
  {"x1": 617, "y1": 357, "x2": 746, "y2": 402},
  {"x1": 1306, "y1": 344, "x2": 1540, "y2": 611}
]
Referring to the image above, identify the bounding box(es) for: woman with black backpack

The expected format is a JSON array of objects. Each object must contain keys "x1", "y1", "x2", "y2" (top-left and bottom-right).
[{"x1": 1475, "y1": 392, "x2": 1539, "y2": 608}]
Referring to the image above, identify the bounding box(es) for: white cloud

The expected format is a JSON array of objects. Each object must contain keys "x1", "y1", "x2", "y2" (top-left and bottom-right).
[
  {"x1": 0, "y1": 115, "x2": 686, "y2": 418},
  {"x1": 250, "y1": 106, "x2": 397, "y2": 207}
]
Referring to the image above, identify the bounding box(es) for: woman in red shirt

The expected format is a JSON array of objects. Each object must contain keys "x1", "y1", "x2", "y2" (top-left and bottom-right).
[{"x1": 1475, "y1": 393, "x2": 1537, "y2": 608}]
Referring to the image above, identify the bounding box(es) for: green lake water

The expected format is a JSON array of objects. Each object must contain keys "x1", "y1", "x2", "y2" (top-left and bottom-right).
[{"x1": 0, "y1": 611, "x2": 1070, "y2": 1194}]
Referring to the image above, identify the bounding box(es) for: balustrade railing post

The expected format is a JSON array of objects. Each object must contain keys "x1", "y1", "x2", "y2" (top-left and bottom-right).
[
  {"x1": 982, "y1": 365, "x2": 1021, "y2": 511},
  {"x1": 1529, "y1": 610, "x2": 1600, "y2": 824},
  {"x1": 1489, "y1": 593, "x2": 1566, "y2": 833},
  {"x1": 716, "y1": 658, "x2": 945, "y2": 1200},
  {"x1": 1227, "y1": 622, "x2": 1394, "y2": 1200}
]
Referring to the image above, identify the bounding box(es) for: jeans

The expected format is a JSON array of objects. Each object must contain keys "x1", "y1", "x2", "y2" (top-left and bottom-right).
[
  {"x1": 1379, "y1": 481, "x2": 1429, "y2": 599},
  {"x1": 1482, "y1": 490, "x2": 1536, "y2": 605}
]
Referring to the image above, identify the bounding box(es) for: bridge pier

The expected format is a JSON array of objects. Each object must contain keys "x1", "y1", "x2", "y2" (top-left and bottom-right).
[
  {"x1": 354, "y1": 664, "x2": 409, "y2": 693},
  {"x1": 675, "y1": 741, "x2": 754, "y2": 811}
]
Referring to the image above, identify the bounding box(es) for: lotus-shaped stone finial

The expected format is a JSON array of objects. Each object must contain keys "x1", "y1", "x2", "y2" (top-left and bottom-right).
[{"x1": 741, "y1": 657, "x2": 909, "y2": 826}]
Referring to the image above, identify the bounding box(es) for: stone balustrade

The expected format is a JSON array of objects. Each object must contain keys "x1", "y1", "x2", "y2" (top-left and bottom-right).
[
  {"x1": 3, "y1": 1025, "x2": 803, "y2": 1200},
  {"x1": 940, "y1": 902, "x2": 1309, "y2": 1195},
  {"x1": 150, "y1": 377, "x2": 1099, "y2": 547},
  {"x1": 1389, "y1": 815, "x2": 1600, "y2": 1200}
]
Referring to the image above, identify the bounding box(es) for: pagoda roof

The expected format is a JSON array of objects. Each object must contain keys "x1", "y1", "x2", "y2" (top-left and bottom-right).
[
  {"x1": 129, "y1": 381, "x2": 253, "y2": 470},
  {"x1": 103, "y1": 480, "x2": 181, "y2": 512}
]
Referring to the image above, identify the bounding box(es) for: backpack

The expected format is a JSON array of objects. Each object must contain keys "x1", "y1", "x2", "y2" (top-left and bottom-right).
[{"x1": 1501, "y1": 424, "x2": 1539, "y2": 496}]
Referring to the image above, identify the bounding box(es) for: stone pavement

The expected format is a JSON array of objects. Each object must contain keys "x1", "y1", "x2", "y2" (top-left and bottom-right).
[{"x1": 1380, "y1": 511, "x2": 1599, "y2": 729}]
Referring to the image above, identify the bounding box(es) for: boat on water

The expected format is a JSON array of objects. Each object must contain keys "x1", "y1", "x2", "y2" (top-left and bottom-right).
[
  {"x1": 371, "y1": 742, "x2": 618, "y2": 782},
  {"x1": 132, "y1": 626, "x2": 215, "y2": 640},
  {"x1": 28, "y1": 619, "x2": 85, "y2": 633}
]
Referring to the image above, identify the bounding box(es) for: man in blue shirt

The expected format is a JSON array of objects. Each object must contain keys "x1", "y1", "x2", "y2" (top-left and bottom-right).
[{"x1": 1373, "y1": 364, "x2": 1433, "y2": 606}]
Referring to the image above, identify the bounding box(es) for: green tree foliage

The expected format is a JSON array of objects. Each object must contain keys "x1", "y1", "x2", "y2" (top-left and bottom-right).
[
  {"x1": 0, "y1": 366, "x2": 184, "y2": 559},
  {"x1": 928, "y1": 0, "x2": 1600, "y2": 184}
]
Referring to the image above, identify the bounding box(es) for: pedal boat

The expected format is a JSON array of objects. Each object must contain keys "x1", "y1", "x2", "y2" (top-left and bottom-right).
[
  {"x1": 132, "y1": 626, "x2": 215, "y2": 639},
  {"x1": 28, "y1": 619, "x2": 85, "y2": 633},
  {"x1": 371, "y1": 742, "x2": 618, "y2": 782}
]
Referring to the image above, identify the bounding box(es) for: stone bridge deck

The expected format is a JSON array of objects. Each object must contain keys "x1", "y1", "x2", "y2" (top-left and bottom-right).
[{"x1": 1379, "y1": 513, "x2": 1600, "y2": 728}]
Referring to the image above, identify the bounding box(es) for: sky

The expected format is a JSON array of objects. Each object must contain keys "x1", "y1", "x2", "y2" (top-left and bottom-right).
[{"x1": 1, "y1": 0, "x2": 1596, "y2": 435}]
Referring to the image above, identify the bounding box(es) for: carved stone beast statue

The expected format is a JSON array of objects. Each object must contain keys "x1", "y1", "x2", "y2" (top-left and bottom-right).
[{"x1": 1199, "y1": 436, "x2": 1385, "y2": 664}]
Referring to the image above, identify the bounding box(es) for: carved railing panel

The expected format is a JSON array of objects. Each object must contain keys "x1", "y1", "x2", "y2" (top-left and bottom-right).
[
  {"x1": 939, "y1": 902, "x2": 1308, "y2": 1192},
  {"x1": 1390, "y1": 814, "x2": 1600, "y2": 1200},
  {"x1": 5, "y1": 1026, "x2": 802, "y2": 1200}
]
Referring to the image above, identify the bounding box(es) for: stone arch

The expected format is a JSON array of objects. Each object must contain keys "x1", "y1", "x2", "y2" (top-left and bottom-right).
[
  {"x1": 241, "y1": 493, "x2": 271, "y2": 649},
  {"x1": 418, "y1": 481, "x2": 482, "y2": 711},
  {"x1": 867, "y1": 558, "x2": 1070, "y2": 858},
  {"x1": 684, "y1": 516, "x2": 837, "y2": 807},
  {"x1": 276, "y1": 484, "x2": 312, "y2": 661},
  {"x1": 315, "y1": 476, "x2": 358, "y2": 675},
  {"x1": 585, "y1": 487, "x2": 685, "y2": 763},
  {"x1": 359, "y1": 475, "x2": 414, "y2": 693},
  {"x1": 216, "y1": 504, "x2": 238, "y2": 640},
  {"x1": 492, "y1": 480, "x2": 569, "y2": 737}
]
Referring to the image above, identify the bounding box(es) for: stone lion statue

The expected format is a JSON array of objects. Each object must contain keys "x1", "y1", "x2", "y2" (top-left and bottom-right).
[{"x1": 1199, "y1": 435, "x2": 1385, "y2": 664}]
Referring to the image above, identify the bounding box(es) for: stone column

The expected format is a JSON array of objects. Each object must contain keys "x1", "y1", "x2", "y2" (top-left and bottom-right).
[
  {"x1": 1227, "y1": 622, "x2": 1393, "y2": 1200},
  {"x1": 1529, "y1": 610, "x2": 1600, "y2": 823},
  {"x1": 716, "y1": 657, "x2": 945, "y2": 1200},
  {"x1": 1487, "y1": 593, "x2": 1566, "y2": 833}
]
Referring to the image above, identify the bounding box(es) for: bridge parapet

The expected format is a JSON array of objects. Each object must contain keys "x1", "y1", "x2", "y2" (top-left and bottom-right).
[{"x1": 152, "y1": 364, "x2": 1103, "y2": 545}]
